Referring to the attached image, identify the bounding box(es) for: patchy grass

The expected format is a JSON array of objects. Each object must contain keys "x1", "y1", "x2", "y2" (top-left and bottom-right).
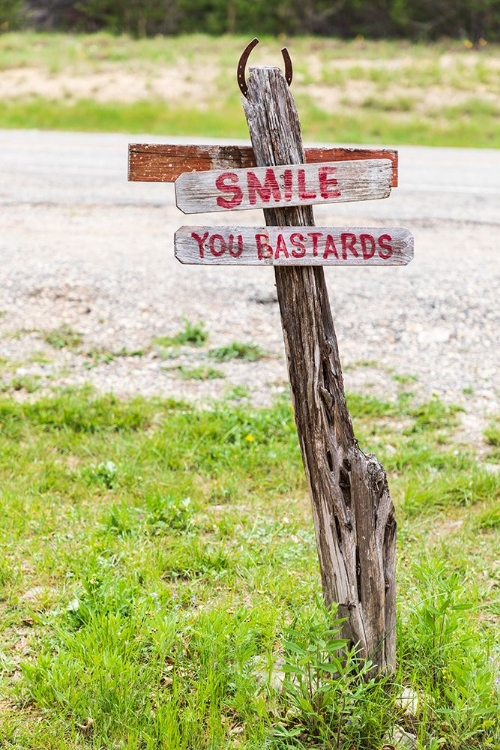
[
  {"x1": 83, "y1": 346, "x2": 146, "y2": 368},
  {"x1": 171, "y1": 364, "x2": 225, "y2": 381},
  {"x1": 153, "y1": 319, "x2": 209, "y2": 349},
  {"x1": 2, "y1": 374, "x2": 43, "y2": 394},
  {"x1": 44, "y1": 324, "x2": 83, "y2": 350},
  {"x1": 209, "y1": 342, "x2": 267, "y2": 362},
  {"x1": 0, "y1": 386, "x2": 498, "y2": 748},
  {"x1": 0, "y1": 33, "x2": 499, "y2": 147},
  {"x1": 485, "y1": 416, "x2": 500, "y2": 447}
]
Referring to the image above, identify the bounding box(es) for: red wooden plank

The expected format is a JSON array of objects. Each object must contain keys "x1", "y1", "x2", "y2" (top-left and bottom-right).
[
  {"x1": 128, "y1": 143, "x2": 399, "y2": 187},
  {"x1": 174, "y1": 226, "x2": 414, "y2": 266}
]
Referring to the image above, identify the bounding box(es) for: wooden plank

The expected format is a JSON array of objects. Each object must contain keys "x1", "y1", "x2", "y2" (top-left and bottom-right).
[
  {"x1": 175, "y1": 226, "x2": 414, "y2": 266},
  {"x1": 128, "y1": 143, "x2": 399, "y2": 187},
  {"x1": 175, "y1": 159, "x2": 392, "y2": 214}
]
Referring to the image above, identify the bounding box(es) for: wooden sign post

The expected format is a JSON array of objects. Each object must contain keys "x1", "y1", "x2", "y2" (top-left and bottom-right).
[{"x1": 129, "y1": 47, "x2": 414, "y2": 676}]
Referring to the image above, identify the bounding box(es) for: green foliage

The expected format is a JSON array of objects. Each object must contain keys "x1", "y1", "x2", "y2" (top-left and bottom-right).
[
  {"x1": 4, "y1": 87, "x2": 500, "y2": 149},
  {"x1": 72, "y1": 0, "x2": 180, "y2": 37},
  {"x1": 400, "y1": 560, "x2": 499, "y2": 749},
  {"x1": 2, "y1": 374, "x2": 43, "y2": 393},
  {"x1": 17, "y1": 0, "x2": 500, "y2": 40},
  {"x1": 0, "y1": 0, "x2": 22, "y2": 31},
  {"x1": 44, "y1": 324, "x2": 83, "y2": 350},
  {"x1": 0, "y1": 95, "x2": 252, "y2": 137},
  {"x1": 0, "y1": 385, "x2": 158, "y2": 436},
  {"x1": 209, "y1": 341, "x2": 266, "y2": 362},
  {"x1": 485, "y1": 417, "x2": 500, "y2": 446},
  {"x1": 84, "y1": 346, "x2": 145, "y2": 368},
  {"x1": 273, "y1": 606, "x2": 391, "y2": 748},
  {"x1": 173, "y1": 364, "x2": 225, "y2": 380},
  {"x1": 154, "y1": 318, "x2": 209, "y2": 349}
]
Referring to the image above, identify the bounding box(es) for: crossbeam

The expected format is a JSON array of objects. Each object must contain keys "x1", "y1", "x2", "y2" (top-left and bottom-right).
[{"x1": 128, "y1": 143, "x2": 398, "y2": 186}]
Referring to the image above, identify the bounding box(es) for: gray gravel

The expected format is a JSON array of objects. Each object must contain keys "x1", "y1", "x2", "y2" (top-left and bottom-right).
[{"x1": 1, "y1": 130, "x2": 499, "y2": 447}]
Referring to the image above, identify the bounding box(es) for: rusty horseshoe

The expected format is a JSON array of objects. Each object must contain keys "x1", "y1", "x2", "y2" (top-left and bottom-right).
[{"x1": 237, "y1": 38, "x2": 293, "y2": 98}]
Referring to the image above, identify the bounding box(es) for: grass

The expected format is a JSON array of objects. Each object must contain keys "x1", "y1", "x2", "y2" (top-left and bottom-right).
[
  {"x1": 209, "y1": 342, "x2": 267, "y2": 362},
  {"x1": 172, "y1": 364, "x2": 225, "y2": 380},
  {"x1": 153, "y1": 319, "x2": 209, "y2": 349},
  {"x1": 485, "y1": 416, "x2": 500, "y2": 447},
  {"x1": 0, "y1": 385, "x2": 498, "y2": 748},
  {"x1": 2, "y1": 375, "x2": 43, "y2": 394},
  {"x1": 83, "y1": 346, "x2": 146, "y2": 368},
  {"x1": 0, "y1": 32, "x2": 500, "y2": 147},
  {"x1": 44, "y1": 324, "x2": 83, "y2": 350}
]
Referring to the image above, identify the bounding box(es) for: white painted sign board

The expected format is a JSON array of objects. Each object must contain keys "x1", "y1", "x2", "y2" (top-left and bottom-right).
[
  {"x1": 174, "y1": 226, "x2": 414, "y2": 266},
  {"x1": 175, "y1": 159, "x2": 392, "y2": 214}
]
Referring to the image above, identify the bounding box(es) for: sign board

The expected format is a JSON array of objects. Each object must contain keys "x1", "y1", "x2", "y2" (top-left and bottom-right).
[
  {"x1": 128, "y1": 144, "x2": 399, "y2": 186},
  {"x1": 174, "y1": 226, "x2": 414, "y2": 266},
  {"x1": 175, "y1": 159, "x2": 392, "y2": 214}
]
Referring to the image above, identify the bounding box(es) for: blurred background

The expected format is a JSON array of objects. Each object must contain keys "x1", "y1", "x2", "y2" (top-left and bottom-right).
[
  {"x1": 3, "y1": 0, "x2": 500, "y2": 41},
  {"x1": 1, "y1": 0, "x2": 499, "y2": 147}
]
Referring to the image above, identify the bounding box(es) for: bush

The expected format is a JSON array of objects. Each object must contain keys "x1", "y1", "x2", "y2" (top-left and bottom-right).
[
  {"x1": 0, "y1": 0, "x2": 23, "y2": 30},
  {"x1": 18, "y1": 0, "x2": 500, "y2": 41}
]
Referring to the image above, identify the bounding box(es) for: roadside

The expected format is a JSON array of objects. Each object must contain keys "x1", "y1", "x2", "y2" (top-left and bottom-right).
[{"x1": 1, "y1": 130, "x2": 499, "y2": 452}]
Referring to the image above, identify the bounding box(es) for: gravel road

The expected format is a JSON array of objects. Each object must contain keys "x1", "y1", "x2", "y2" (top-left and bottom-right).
[{"x1": 1, "y1": 129, "x2": 499, "y2": 446}]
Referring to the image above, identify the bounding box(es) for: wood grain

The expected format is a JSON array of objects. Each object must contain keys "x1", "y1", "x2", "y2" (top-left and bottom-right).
[
  {"x1": 243, "y1": 66, "x2": 397, "y2": 674},
  {"x1": 128, "y1": 143, "x2": 399, "y2": 187},
  {"x1": 174, "y1": 226, "x2": 414, "y2": 265},
  {"x1": 175, "y1": 159, "x2": 392, "y2": 214}
]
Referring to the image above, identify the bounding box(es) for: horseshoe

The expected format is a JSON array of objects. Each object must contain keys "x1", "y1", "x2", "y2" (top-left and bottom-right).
[{"x1": 237, "y1": 38, "x2": 293, "y2": 98}]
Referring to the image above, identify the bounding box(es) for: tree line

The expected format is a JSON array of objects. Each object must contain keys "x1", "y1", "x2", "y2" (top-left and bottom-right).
[{"x1": 3, "y1": 0, "x2": 500, "y2": 42}]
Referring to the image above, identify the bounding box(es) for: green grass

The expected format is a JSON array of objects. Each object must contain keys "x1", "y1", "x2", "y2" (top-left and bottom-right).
[
  {"x1": 44, "y1": 324, "x2": 83, "y2": 351},
  {"x1": 2, "y1": 93, "x2": 500, "y2": 148},
  {"x1": 1, "y1": 32, "x2": 500, "y2": 147},
  {"x1": 172, "y1": 364, "x2": 225, "y2": 380},
  {"x1": 153, "y1": 319, "x2": 209, "y2": 349},
  {"x1": 0, "y1": 97, "x2": 251, "y2": 138},
  {"x1": 485, "y1": 416, "x2": 500, "y2": 447},
  {"x1": 209, "y1": 342, "x2": 267, "y2": 362},
  {"x1": 0, "y1": 386, "x2": 498, "y2": 748},
  {"x1": 1, "y1": 374, "x2": 43, "y2": 394}
]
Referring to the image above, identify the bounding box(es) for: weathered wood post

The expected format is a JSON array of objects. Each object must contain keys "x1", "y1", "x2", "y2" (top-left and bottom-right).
[{"x1": 242, "y1": 66, "x2": 397, "y2": 672}]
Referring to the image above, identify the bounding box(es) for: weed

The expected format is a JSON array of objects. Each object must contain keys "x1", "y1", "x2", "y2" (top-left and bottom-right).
[
  {"x1": 346, "y1": 359, "x2": 380, "y2": 369},
  {"x1": 88, "y1": 460, "x2": 118, "y2": 489},
  {"x1": 273, "y1": 605, "x2": 391, "y2": 748},
  {"x1": 172, "y1": 364, "x2": 225, "y2": 380},
  {"x1": 84, "y1": 346, "x2": 145, "y2": 368},
  {"x1": 393, "y1": 373, "x2": 418, "y2": 385},
  {"x1": 209, "y1": 341, "x2": 266, "y2": 362},
  {"x1": 44, "y1": 324, "x2": 82, "y2": 350},
  {"x1": 361, "y1": 95, "x2": 414, "y2": 112},
  {"x1": 399, "y1": 560, "x2": 499, "y2": 749},
  {"x1": 7, "y1": 374, "x2": 43, "y2": 393},
  {"x1": 5, "y1": 327, "x2": 38, "y2": 340},
  {"x1": 225, "y1": 384, "x2": 251, "y2": 401},
  {"x1": 154, "y1": 318, "x2": 208, "y2": 348},
  {"x1": 474, "y1": 505, "x2": 500, "y2": 530},
  {"x1": 28, "y1": 351, "x2": 53, "y2": 364},
  {"x1": 407, "y1": 397, "x2": 463, "y2": 432},
  {"x1": 485, "y1": 417, "x2": 500, "y2": 447}
]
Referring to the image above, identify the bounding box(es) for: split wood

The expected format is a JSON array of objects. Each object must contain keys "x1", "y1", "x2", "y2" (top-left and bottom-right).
[{"x1": 242, "y1": 66, "x2": 397, "y2": 673}]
